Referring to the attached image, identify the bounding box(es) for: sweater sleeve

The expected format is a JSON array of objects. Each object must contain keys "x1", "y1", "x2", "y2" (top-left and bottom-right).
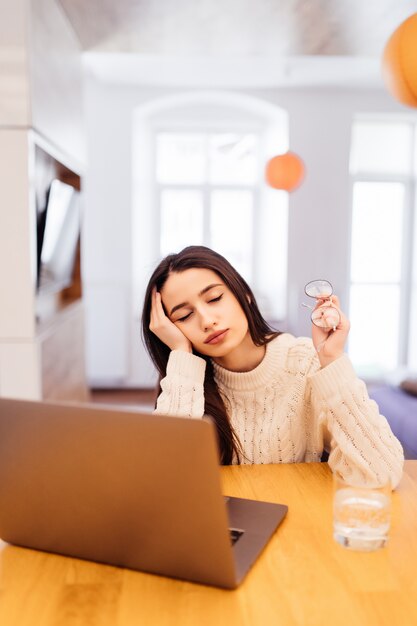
[
  {"x1": 154, "y1": 350, "x2": 206, "y2": 418},
  {"x1": 308, "y1": 354, "x2": 404, "y2": 489}
]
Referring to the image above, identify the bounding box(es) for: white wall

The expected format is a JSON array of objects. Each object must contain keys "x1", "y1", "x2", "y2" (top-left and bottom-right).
[
  {"x1": 83, "y1": 81, "x2": 135, "y2": 385},
  {"x1": 30, "y1": 0, "x2": 85, "y2": 165},
  {"x1": 0, "y1": 0, "x2": 85, "y2": 164},
  {"x1": 0, "y1": 0, "x2": 85, "y2": 399},
  {"x1": 0, "y1": 0, "x2": 30, "y2": 125},
  {"x1": 83, "y1": 76, "x2": 408, "y2": 387},
  {"x1": 0, "y1": 130, "x2": 37, "y2": 340},
  {"x1": 277, "y1": 88, "x2": 411, "y2": 337},
  {"x1": 0, "y1": 129, "x2": 41, "y2": 399}
]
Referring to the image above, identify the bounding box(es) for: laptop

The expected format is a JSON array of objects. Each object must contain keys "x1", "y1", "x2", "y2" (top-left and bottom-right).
[{"x1": 0, "y1": 397, "x2": 288, "y2": 589}]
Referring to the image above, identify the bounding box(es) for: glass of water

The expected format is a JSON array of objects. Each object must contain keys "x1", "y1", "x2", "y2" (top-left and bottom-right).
[{"x1": 333, "y1": 475, "x2": 391, "y2": 551}]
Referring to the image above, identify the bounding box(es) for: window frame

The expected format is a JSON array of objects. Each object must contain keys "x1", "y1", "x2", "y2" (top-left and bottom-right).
[
  {"x1": 348, "y1": 120, "x2": 417, "y2": 374},
  {"x1": 152, "y1": 124, "x2": 262, "y2": 284}
]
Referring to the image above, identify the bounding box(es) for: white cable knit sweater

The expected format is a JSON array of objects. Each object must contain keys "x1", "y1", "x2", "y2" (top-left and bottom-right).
[{"x1": 155, "y1": 333, "x2": 404, "y2": 487}]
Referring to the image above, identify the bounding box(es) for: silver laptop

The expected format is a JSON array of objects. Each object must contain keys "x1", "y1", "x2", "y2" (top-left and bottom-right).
[{"x1": 0, "y1": 397, "x2": 287, "y2": 589}]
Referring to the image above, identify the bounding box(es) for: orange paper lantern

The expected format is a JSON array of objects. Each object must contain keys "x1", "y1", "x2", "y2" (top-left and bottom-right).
[
  {"x1": 265, "y1": 152, "x2": 305, "y2": 192},
  {"x1": 382, "y1": 13, "x2": 417, "y2": 108}
]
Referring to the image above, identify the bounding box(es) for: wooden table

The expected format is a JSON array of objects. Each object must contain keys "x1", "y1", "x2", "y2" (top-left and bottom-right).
[{"x1": 0, "y1": 461, "x2": 416, "y2": 626}]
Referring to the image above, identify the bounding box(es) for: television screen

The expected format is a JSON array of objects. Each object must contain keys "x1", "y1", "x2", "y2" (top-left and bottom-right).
[{"x1": 37, "y1": 179, "x2": 81, "y2": 294}]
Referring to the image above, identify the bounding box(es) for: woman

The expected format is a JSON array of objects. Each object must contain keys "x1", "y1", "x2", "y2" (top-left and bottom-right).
[{"x1": 141, "y1": 246, "x2": 403, "y2": 487}]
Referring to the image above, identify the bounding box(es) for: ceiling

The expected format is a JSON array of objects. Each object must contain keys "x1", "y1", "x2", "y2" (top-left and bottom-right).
[{"x1": 59, "y1": 0, "x2": 416, "y2": 57}]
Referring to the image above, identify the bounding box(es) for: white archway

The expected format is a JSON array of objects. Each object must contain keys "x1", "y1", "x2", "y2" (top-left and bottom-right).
[{"x1": 130, "y1": 90, "x2": 289, "y2": 386}]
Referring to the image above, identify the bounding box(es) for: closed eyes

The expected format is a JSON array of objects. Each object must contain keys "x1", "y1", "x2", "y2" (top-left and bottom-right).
[
  {"x1": 177, "y1": 312, "x2": 192, "y2": 323},
  {"x1": 176, "y1": 294, "x2": 223, "y2": 323}
]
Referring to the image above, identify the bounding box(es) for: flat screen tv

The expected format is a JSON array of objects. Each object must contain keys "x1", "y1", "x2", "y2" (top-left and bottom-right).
[{"x1": 36, "y1": 179, "x2": 81, "y2": 294}]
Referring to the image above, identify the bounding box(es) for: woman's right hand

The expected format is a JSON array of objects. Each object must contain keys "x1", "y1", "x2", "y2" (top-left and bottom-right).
[{"x1": 149, "y1": 288, "x2": 192, "y2": 353}]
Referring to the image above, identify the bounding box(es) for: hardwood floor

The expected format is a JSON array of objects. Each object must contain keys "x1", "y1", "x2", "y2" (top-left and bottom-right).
[{"x1": 90, "y1": 388, "x2": 157, "y2": 411}]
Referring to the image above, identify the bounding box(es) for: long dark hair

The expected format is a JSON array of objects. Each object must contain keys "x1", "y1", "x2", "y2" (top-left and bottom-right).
[{"x1": 141, "y1": 246, "x2": 280, "y2": 464}]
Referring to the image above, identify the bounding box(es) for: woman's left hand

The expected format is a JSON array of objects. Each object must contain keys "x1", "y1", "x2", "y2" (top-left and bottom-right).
[{"x1": 311, "y1": 295, "x2": 350, "y2": 368}]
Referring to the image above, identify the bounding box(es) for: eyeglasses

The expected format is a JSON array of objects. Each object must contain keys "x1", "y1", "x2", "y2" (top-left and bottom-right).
[{"x1": 302, "y1": 279, "x2": 340, "y2": 332}]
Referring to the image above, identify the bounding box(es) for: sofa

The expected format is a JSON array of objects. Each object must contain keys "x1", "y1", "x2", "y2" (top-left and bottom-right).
[{"x1": 369, "y1": 384, "x2": 417, "y2": 459}]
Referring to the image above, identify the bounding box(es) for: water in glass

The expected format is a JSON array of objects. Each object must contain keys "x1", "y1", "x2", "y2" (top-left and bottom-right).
[{"x1": 333, "y1": 486, "x2": 391, "y2": 551}]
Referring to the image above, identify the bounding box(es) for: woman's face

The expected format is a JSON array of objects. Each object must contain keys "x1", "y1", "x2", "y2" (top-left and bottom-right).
[{"x1": 160, "y1": 268, "x2": 250, "y2": 357}]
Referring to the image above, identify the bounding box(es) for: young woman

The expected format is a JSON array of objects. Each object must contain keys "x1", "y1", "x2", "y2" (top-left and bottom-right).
[{"x1": 141, "y1": 246, "x2": 403, "y2": 487}]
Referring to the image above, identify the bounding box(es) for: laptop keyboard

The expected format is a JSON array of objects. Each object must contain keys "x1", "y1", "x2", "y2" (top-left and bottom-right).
[{"x1": 229, "y1": 528, "x2": 244, "y2": 545}]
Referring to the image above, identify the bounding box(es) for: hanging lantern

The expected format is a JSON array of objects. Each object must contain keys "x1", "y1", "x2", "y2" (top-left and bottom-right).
[
  {"x1": 382, "y1": 13, "x2": 417, "y2": 108},
  {"x1": 265, "y1": 152, "x2": 305, "y2": 192}
]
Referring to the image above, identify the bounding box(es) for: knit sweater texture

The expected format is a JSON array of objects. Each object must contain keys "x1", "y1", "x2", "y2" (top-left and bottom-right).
[{"x1": 155, "y1": 333, "x2": 404, "y2": 487}]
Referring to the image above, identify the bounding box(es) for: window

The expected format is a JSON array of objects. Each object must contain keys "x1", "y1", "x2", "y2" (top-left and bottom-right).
[
  {"x1": 131, "y1": 94, "x2": 288, "y2": 387},
  {"x1": 156, "y1": 131, "x2": 259, "y2": 282},
  {"x1": 348, "y1": 120, "x2": 417, "y2": 377}
]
